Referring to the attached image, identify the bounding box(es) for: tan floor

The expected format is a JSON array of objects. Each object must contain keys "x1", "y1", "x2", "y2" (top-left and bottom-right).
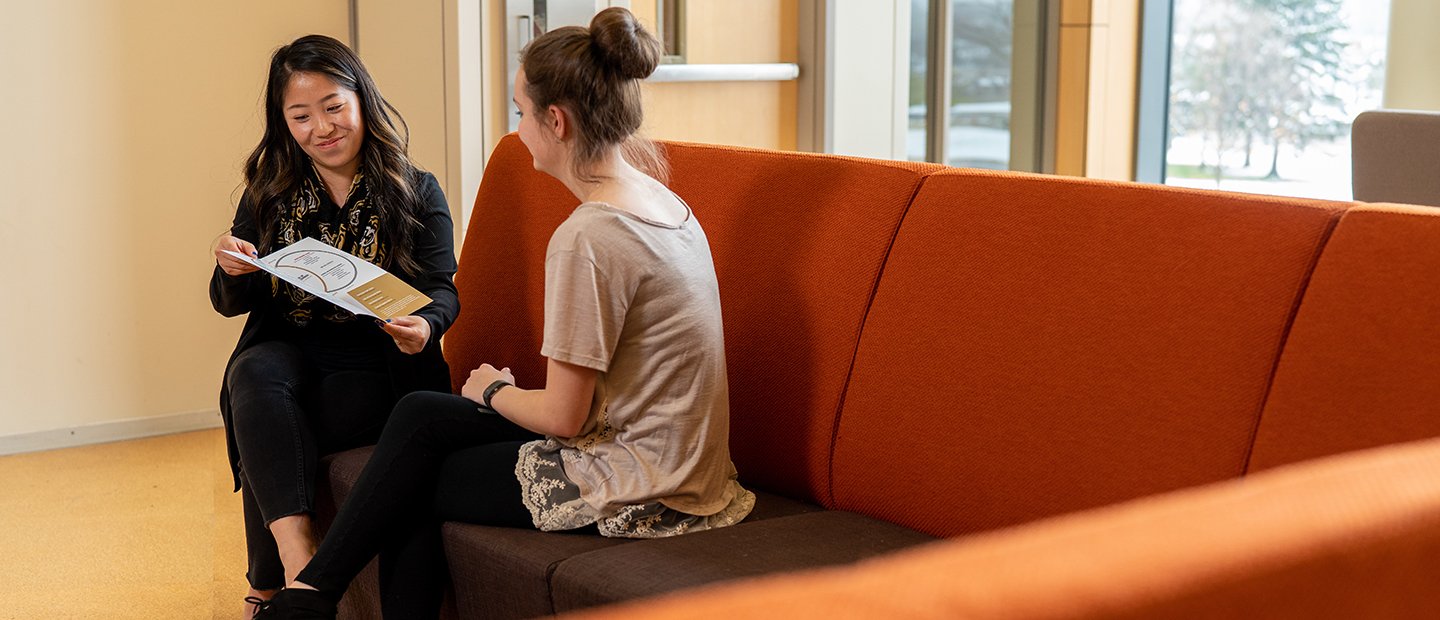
[{"x1": 0, "y1": 429, "x2": 251, "y2": 620}]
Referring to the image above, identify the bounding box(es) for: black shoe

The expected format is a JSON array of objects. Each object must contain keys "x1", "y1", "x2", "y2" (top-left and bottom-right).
[{"x1": 249, "y1": 588, "x2": 337, "y2": 620}]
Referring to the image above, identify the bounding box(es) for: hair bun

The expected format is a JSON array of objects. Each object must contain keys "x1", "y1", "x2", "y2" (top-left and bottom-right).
[{"x1": 589, "y1": 7, "x2": 661, "y2": 80}]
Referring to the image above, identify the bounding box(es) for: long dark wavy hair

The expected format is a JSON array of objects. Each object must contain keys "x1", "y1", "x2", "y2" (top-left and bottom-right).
[{"x1": 243, "y1": 34, "x2": 425, "y2": 275}]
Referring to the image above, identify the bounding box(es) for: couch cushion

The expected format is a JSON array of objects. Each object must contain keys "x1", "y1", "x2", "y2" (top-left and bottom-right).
[
  {"x1": 442, "y1": 490, "x2": 825, "y2": 619},
  {"x1": 664, "y1": 143, "x2": 941, "y2": 502},
  {"x1": 319, "y1": 446, "x2": 374, "y2": 499},
  {"x1": 833, "y1": 169, "x2": 1348, "y2": 537},
  {"x1": 447, "y1": 135, "x2": 942, "y2": 503},
  {"x1": 549, "y1": 509, "x2": 935, "y2": 613},
  {"x1": 443, "y1": 525, "x2": 629, "y2": 620},
  {"x1": 1249, "y1": 204, "x2": 1440, "y2": 471}
]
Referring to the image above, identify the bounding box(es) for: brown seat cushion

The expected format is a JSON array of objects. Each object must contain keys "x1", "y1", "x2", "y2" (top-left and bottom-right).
[
  {"x1": 548, "y1": 509, "x2": 935, "y2": 614},
  {"x1": 441, "y1": 490, "x2": 825, "y2": 619}
]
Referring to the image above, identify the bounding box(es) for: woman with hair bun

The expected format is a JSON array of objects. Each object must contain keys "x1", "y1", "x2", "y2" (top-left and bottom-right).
[{"x1": 254, "y1": 8, "x2": 752, "y2": 619}]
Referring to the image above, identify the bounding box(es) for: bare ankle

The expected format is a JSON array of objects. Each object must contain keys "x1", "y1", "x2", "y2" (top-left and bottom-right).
[
  {"x1": 279, "y1": 547, "x2": 316, "y2": 583},
  {"x1": 269, "y1": 514, "x2": 318, "y2": 583}
]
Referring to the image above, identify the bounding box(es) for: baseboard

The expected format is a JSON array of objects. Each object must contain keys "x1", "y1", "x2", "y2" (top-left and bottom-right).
[{"x1": 0, "y1": 409, "x2": 224, "y2": 456}]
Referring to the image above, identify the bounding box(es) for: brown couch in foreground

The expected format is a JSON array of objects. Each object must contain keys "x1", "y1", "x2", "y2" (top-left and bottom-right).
[{"x1": 320, "y1": 135, "x2": 1440, "y2": 618}]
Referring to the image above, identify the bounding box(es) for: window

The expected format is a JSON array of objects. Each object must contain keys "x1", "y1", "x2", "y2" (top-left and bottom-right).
[
  {"x1": 908, "y1": 0, "x2": 1051, "y2": 172},
  {"x1": 657, "y1": 0, "x2": 685, "y2": 63},
  {"x1": 1142, "y1": 0, "x2": 1391, "y2": 199}
]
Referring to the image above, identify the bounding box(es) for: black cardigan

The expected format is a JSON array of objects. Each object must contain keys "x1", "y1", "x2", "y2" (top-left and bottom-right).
[{"x1": 209, "y1": 171, "x2": 460, "y2": 490}]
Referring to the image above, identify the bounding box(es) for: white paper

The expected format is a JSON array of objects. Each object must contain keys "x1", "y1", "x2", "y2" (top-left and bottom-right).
[{"x1": 222, "y1": 237, "x2": 429, "y2": 319}]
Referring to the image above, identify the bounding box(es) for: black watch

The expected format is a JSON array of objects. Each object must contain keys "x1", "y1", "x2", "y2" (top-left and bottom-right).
[{"x1": 482, "y1": 380, "x2": 511, "y2": 410}]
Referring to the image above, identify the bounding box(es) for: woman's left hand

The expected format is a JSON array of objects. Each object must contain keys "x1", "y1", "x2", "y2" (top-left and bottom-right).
[
  {"x1": 380, "y1": 315, "x2": 431, "y2": 354},
  {"x1": 461, "y1": 363, "x2": 516, "y2": 405}
]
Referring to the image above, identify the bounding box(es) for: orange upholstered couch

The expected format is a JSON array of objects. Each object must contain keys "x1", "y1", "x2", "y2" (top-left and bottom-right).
[
  {"x1": 319, "y1": 135, "x2": 1440, "y2": 618},
  {"x1": 571, "y1": 436, "x2": 1440, "y2": 619}
]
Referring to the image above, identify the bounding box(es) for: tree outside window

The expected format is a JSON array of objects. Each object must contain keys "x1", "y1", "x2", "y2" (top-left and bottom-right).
[{"x1": 1165, "y1": 0, "x2": 1390, "y2": 199}]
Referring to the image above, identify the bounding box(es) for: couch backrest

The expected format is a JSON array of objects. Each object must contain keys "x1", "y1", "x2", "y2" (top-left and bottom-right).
[
  {"x1": 445, "y1": 135, "x2": 577, "y2": 395},
  {"x1": 831, "y1": 168, "x2": 1348, "y2": 536},
  {"x1": 1248, "y1": 204, "x2": 1440, "y2": 471},
  {"x1": 446, "y1": 135, "x2": 940, "y2": 503},
  {"x1": 662, "y1": 143, "x2": 941, "y2": 501}
]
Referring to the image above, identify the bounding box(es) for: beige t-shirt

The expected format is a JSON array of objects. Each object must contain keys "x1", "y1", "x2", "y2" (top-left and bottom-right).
[{"x1": 526, "y1": 201, "x2": 744, "y2": 518}]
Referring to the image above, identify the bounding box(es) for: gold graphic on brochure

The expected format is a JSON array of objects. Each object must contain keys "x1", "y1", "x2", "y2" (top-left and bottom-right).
[{"x1": 348, "y1": 273, "x2": 432, "y2": 320}]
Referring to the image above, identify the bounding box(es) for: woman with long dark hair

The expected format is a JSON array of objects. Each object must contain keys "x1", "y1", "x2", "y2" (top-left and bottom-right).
[
  {"x1": 210, "y1": 34, "x2": 458, "y2": 617},
  {"x1": 252, "y1": 8, "x2": 752, "y2": 619}
]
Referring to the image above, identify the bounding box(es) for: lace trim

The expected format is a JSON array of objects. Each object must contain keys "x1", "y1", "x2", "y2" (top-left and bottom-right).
[
  {"x1": 570, "y1": 399, "x2": 615, "y2": 454},
  {"x1": 596, "y1": 481, "x2": 755, "y2": 539},
  {"x1": 515, "y1": 440, "x2": 756, "y2": 538},
  {"x1": 516, "y1": 439, "x2": 597, "y2": 531}
]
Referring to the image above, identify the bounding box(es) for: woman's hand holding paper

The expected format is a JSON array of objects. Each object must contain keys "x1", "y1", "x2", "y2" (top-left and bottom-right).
[
  {"x1": 214, "y1": 235, "x2": 261, "y2": 276},
  {"x1": 381, "y1": 315, "x2": 431, "y2": 354}
]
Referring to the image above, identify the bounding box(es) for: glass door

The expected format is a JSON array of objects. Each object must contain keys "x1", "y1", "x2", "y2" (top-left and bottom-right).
[{"x1": 908, "y1": 0, "x2": 1053, "y2": 172}]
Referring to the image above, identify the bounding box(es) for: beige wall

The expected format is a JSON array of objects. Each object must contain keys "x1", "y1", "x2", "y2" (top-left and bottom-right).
[
  {"x1": 354, "y1": 0, "x2": 488, "y2": 243},
  {"x1": 0, "y1": 2, "x2": 350, "y2": 439},
  {"x1": 482, "y1": 0, "x2": 800, "y2": 156},
  {"x1": 357, "y1": 1, "x2": 450, "y2": 184},
  {"x1": 638, "y1": 0, "x2": 799, "y2": 150},
  {"x1": 1385, "y1": 0, "x2": 1440, "y2": 111}
]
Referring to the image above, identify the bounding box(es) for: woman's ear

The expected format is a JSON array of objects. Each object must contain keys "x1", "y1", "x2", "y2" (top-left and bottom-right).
[{"x1": 547, "y1": 104, "x2": 568, "y2": 141}]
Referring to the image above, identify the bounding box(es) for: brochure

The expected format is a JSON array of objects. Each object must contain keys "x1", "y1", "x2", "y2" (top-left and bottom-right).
[{"x1": 222, "y1": 237, "x2": 431, "y2": 320}]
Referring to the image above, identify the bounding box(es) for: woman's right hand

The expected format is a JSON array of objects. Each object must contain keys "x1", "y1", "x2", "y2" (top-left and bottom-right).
[{"x1": 214, "y1": 235, "x2": 261, "y2": 276}]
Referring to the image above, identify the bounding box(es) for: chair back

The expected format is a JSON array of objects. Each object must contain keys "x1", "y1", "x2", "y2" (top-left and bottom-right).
[{"x1": 1351, "y1": 109, "x2": 1440, "y2": 207}]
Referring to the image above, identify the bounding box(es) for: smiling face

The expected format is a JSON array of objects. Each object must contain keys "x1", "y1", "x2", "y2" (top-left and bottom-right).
[{"x1": 283, "y1": 71, "x2": 364, "y2": 178}]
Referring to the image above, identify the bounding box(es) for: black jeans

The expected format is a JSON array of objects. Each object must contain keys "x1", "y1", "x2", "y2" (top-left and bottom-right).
[
  {"x1": 228, "y1": 339, "x2": 396, "y2": 590},
  {"x1": 295, "y1": 391, "x2": 545, "y2": 618}
]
